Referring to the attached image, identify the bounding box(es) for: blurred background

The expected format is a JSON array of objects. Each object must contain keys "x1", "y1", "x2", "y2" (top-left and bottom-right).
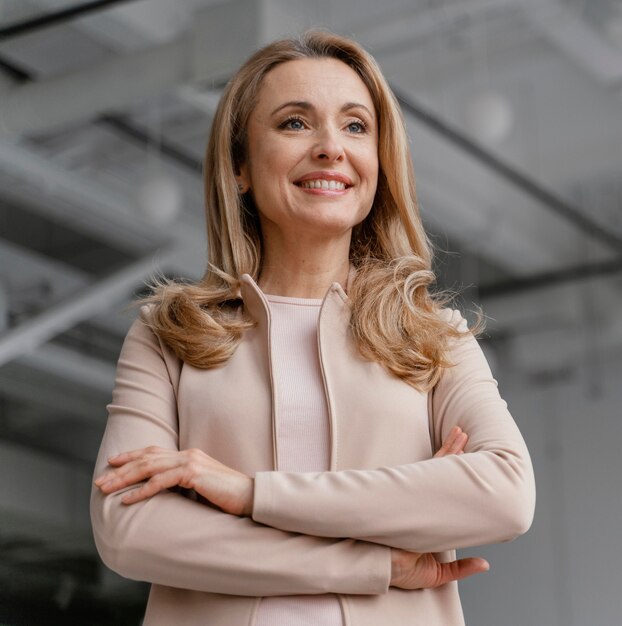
[{"x1": 0, "y1": 0, "x2": 620, "y2": 624}]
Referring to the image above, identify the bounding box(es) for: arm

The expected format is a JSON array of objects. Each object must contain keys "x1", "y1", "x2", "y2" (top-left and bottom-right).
[
  {"x1": 90, "y1": 306, "x2": 391, "y2": 597},
  {"x1": 251, "y1": 309, "x2": 536, "y2": 553}
]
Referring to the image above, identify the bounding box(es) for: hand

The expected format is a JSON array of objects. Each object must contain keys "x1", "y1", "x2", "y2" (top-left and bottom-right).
[
  {"x1": 94, "y1": 447, "x2": 254, "y2": 517},
  {"x1": 389, "y1": 424, "x2": 489, "y2": 589},
  {"x1": 390, "y1": 548, "x2": 489, "y2": 589}
]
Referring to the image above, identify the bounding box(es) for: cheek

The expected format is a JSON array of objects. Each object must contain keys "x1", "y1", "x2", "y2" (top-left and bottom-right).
[
  {"x1": 249, "y1": 142, "x2": 298, "y2": 192},
  {"x1": 356, "y1": 149, "x2": 379, "y2": 193}
]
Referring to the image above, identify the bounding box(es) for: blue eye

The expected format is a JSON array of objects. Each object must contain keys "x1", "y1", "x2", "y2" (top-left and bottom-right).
[
  {"x1": 280, "y1": 116, "x2": 306, "y2": 130},
  {"x1": 347, "y1": 121, "x2": 367, "y2": 133}
]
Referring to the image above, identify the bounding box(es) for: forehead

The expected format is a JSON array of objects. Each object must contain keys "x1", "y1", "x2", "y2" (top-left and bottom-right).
[{"x1": 255, "y1": 57, "x2": 375, "y2": 116}]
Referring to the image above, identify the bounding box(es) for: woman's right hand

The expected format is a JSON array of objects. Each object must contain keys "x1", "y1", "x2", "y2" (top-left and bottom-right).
[{"x1": 390, "y1": 425, "x2": 490, "y2": 589}]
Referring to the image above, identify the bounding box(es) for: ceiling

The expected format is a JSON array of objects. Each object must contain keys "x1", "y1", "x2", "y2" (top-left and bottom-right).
[{"x1": 0, "y1": 0, "x2": 621, "y2": 620}]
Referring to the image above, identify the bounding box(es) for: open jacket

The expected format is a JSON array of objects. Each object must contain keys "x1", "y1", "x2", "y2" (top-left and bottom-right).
[{"x1": 90, "y1": 272, "x2": 536, "y2": 626}]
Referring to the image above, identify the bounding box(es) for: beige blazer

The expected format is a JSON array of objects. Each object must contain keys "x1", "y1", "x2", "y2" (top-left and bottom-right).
[{"x1": 90, "y1": 273, "x2": 536, "y2": 626}]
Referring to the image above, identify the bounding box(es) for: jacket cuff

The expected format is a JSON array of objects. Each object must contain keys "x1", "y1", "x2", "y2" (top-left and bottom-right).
[{"x1": 252, "y1": 471, "x2": 275, "y2": 524}]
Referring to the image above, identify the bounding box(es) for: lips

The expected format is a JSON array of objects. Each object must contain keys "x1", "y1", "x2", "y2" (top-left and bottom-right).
[{"x1": 293, "y1": 170, "x2": 354, "y2": 187}]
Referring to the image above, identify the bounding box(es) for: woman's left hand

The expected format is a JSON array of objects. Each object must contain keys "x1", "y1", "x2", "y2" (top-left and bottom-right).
[{"x1": 94, "y1": 447, "x2": 254, "y2": 517}]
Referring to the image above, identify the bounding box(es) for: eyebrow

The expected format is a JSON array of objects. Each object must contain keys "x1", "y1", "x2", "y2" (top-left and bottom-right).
[{"x1": 270, "y1": 100, "x2": 374, "y2": 119}]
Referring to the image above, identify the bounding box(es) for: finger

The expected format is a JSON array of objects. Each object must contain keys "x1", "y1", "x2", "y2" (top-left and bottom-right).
[
  {"x1": 434, "y1": 557, "x2": 490, "y2": 587},
  {"x1": 447, "y1": 432, "x2": 468, "y2": 455},
  {"x1": 121, "y1": 468, "x2": 185, "y2": 504},
  {"x1": 106, "y1": 446, "x2": 167, "y2": 466},
  {"x1": 434, "y1": 426, "x2": 462, "y2": 458},
  {"x1": 437, "y1": 426, "x2": 460, "y2": 454},
  {"x1": 97, "y1": 454, "x2": 180, "y2": 492}
]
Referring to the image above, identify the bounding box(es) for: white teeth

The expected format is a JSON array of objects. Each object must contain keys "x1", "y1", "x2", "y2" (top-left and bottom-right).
[{"x1": 299, "y1": 179, "x2": 346, "y2": 190}]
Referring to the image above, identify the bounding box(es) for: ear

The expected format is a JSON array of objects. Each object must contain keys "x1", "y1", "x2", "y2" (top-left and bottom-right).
[{"x1": 235, "y1": 162, "x2": 250, "y2": 193}]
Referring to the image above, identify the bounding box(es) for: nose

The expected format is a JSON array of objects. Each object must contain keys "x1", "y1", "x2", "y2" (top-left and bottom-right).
[{"x1": 311, "y1": 127, "x2": 345, "y2": 162}]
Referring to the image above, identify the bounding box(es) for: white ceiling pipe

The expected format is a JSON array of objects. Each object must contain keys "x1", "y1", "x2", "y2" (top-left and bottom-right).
[
  {"x1": 0, "y1": 139, "x2": 165, "y2": 253},
  {"x1": 0, "y1": 248, "x2": 175, "y2": 367},
  {"x1": 0, "y1": 139, "x2": 207, "y2": 277},
  {"x1": 0, "y1": 39, "x2": 188, "y2": 136},
  {"x1": 0, "y1": 0, "x2": 315, "y2": 137}
]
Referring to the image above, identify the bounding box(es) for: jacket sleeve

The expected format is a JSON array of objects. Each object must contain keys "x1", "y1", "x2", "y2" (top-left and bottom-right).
[
  {"x1": 251, "y1": 309, "x2": 536, "y2": 553},
  {"x1": 90, "y1": 306, "x2": 391, "y2": 597}
]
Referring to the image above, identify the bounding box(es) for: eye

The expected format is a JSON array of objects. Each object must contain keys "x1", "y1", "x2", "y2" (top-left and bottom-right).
[
  {"x1": 346, "y1": 119, "x2": 368, "y2": 134},
  {"x1": 279, "y1": 116, "x2": 306, "y2": 131}
]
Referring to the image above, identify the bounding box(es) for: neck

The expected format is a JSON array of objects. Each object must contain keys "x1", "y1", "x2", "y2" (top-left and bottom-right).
[{"x1": 258, "y1": 234, "x2": 351, "y2": 299}]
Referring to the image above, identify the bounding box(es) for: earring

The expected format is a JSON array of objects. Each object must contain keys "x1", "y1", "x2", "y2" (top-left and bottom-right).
[{"x1": 237, "y1": 182, "x2": 248, "y2": 193}]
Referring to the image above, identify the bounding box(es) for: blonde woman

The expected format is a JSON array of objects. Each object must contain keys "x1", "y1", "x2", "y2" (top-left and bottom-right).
[{"x1": 91, "y1": 30, "x2": 535, "y2": 626}]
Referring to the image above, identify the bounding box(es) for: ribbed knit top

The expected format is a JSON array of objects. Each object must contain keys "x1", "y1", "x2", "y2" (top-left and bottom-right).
[{"x1": 254, "y1": 294, "x2": 343, "y2": 626}]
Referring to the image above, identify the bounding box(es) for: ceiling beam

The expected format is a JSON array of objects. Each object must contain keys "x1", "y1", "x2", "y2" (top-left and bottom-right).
[
  {"x1": 394, "y1": 87, "x2": 622, "y2": 253},
  {"x1": 0, "y1": 250, "x2": 173, "y2": 367},
  {"x1": 480, "y1": 257, "x2": 622, "y2": 298},
  {"x1": 0, "y1": 0, "x2": 140, "y2": 42}
]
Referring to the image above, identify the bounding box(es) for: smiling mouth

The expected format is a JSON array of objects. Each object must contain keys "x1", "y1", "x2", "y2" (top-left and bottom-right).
[{"x1": 294, "y1": 180, "x2": 351, "y2": 191}]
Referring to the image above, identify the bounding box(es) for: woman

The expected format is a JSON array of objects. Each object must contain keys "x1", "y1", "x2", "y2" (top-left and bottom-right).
[{"x1": 91, "y1": 30, "x2": 536, "y2": 626}]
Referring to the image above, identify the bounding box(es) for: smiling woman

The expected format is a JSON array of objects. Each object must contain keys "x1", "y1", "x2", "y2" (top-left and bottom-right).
[{"x1": 90, "y1": 29, "x2": 535, "y2": 626}]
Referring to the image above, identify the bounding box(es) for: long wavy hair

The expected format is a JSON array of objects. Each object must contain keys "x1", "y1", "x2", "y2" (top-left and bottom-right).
[{"x1": 141, "y1": 29, "x2": 480, "y2": 391}]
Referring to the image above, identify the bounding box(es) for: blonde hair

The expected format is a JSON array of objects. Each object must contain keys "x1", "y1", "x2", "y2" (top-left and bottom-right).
[{"x1": 141, "y1": 29, "x2": 480, "y2": 390}]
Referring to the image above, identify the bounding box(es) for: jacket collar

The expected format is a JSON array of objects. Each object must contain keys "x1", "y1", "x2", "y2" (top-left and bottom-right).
[{"x1": 239, "y1": 265, "x2": 355, "y2": 324}]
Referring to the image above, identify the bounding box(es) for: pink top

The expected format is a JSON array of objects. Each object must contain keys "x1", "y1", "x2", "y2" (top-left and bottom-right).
[{"x1": 254, "y1": 294, "x2": 343, "y2": 626}]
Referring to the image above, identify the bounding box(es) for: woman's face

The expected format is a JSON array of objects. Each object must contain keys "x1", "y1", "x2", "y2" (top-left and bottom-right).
[{"x1": 238, "y1": 57, "x2": 379, "y2": 246}]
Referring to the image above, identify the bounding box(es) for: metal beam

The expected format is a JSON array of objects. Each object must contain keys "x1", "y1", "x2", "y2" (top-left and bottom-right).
[
  {"x1": 0, "y1": 138, "x2": 169, "y2": 253},
  {"x1": 480, "y1": 257, "x2": 622, "y2": 298},
  {"x1": 100, "y1": 113, "x2": 202, "y2": 174},
  {"x1": 393, "y1": 87, "x2": 622, "y2": 253},
  {"x1": 0, "y1": 249, "x2": 173, "y2": 367},
  {"x1": 0, "y1": 0, "x2": 139, "y2": 42},
  {"x1": 0, "y1": 53, "x2": 203, "y2": 175},
  {"x1": 0, "y1": 0, "x2": 272, "y2": 137}
]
